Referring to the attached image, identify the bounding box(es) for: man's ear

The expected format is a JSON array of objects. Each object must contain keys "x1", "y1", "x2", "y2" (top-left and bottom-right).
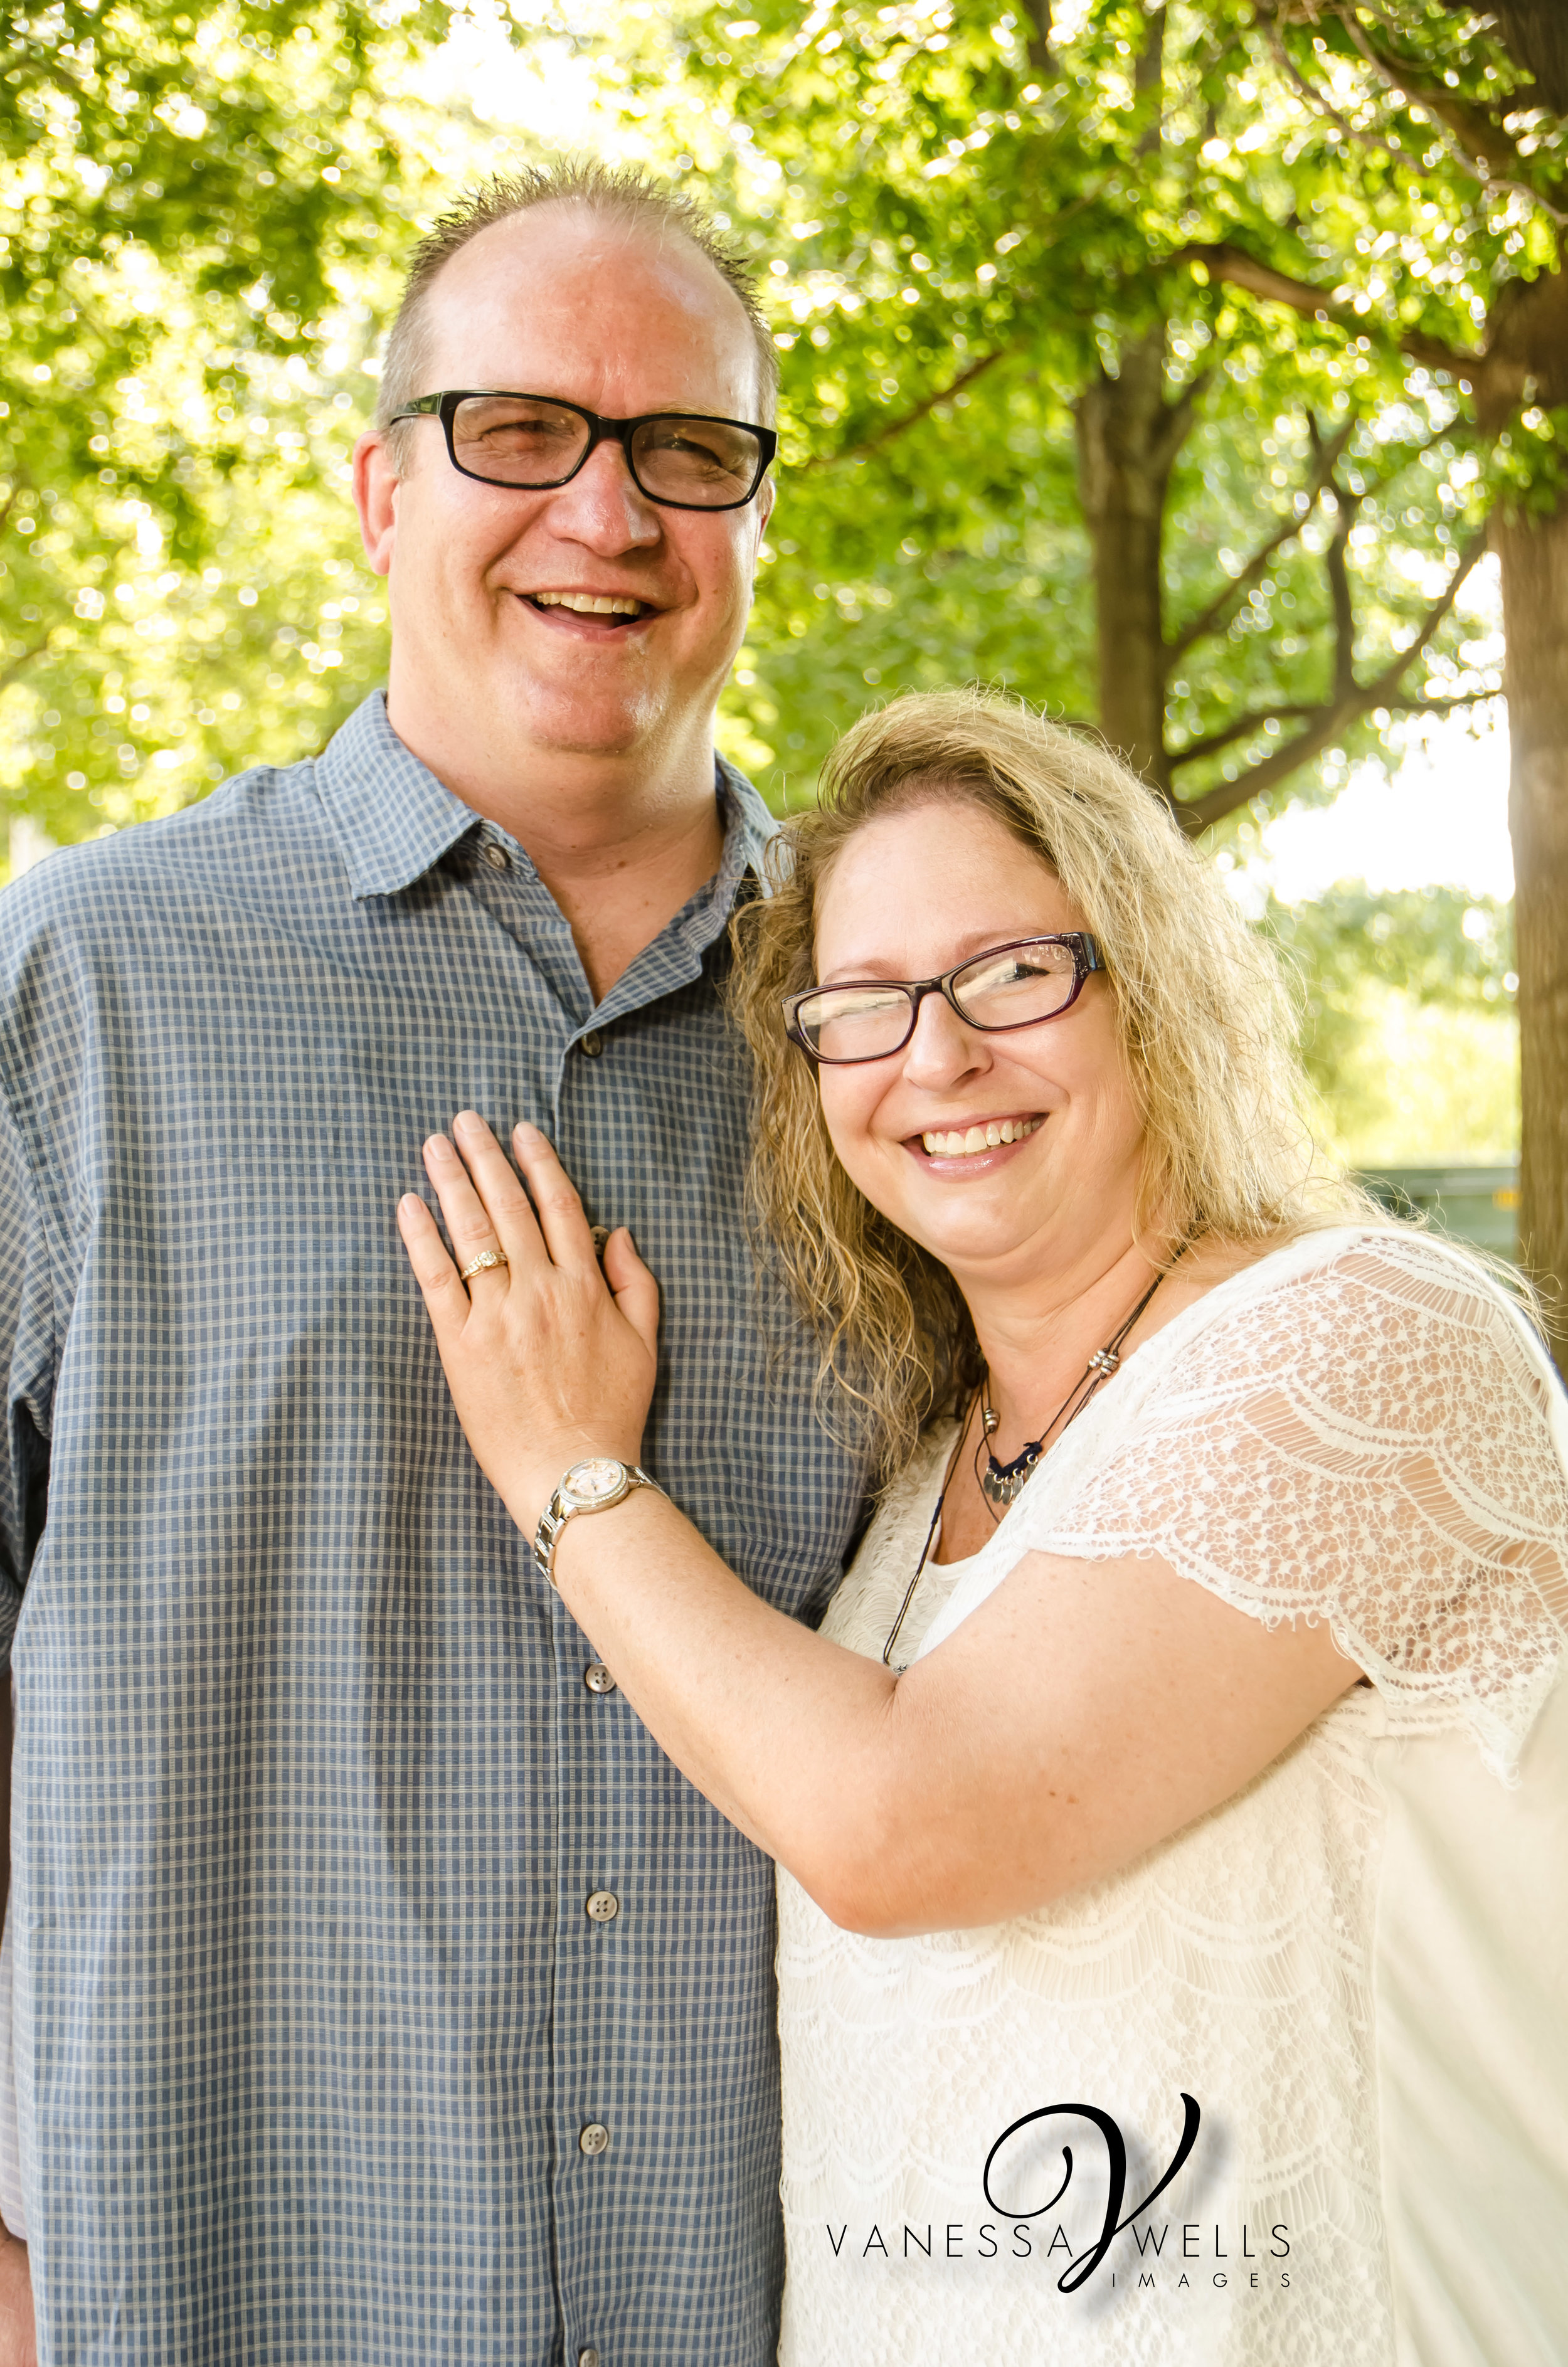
[
  {"x1": 352, "y1": 428, "x2": 401, "y2": 577},
  {"x1": 754, "y1": 472, "x2": 777, "y2": 546}
]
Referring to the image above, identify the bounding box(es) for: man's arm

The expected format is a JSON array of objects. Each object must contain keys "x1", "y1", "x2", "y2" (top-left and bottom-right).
[
  {"x1": 0, "y1": 1081, "x2": 54, "y2": 2364},
  {"x1": 0, "y1": 1681, "x2": 29, "y2": 2367}
]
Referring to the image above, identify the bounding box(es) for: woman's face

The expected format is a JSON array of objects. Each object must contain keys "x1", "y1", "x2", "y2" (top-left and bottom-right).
[{"x1": 810, "y1": 797, "x2": 1147, "y2": 1292}]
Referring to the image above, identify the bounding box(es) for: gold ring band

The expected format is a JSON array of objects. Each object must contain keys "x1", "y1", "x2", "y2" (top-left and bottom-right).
[{"x1": 457, "y1": 1247, "x2": 509, "y2": 1283}]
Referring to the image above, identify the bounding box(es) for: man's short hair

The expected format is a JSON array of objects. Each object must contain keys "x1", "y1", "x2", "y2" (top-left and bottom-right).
[{"x1": 376, "y1": 159, "x2": 781, "y2": 470}]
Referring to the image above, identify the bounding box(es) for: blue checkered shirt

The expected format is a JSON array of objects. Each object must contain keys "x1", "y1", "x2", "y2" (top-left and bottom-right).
[{"x1": 0, "y1": 692, "x2": 866, "y2": 2364}]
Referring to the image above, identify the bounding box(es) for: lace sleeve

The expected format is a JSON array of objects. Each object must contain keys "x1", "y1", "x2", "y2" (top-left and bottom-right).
[{"x1": 1009, "y1": 1231, "x2": 1568, "y2": 1782}]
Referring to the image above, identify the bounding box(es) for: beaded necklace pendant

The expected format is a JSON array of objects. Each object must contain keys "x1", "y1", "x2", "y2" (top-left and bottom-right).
[{"x1": 979, "y1": 1439, "x2": 1046, "y2": 1513}]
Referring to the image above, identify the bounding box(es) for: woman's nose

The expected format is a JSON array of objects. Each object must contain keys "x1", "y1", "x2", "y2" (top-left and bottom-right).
[{"x1": 899, "y1": 988, "x2": 987, "y2": 1088}]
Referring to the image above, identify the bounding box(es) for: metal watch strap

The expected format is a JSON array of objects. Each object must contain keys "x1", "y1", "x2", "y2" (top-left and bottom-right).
[{"x1": 534, "y1": 1462, "x2": 660, "y2": 1590}]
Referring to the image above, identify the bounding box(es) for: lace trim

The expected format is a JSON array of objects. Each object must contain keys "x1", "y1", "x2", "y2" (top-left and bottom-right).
[{"x1": 911, "y1": 1229, "x2": 1568, "y2": 1784}]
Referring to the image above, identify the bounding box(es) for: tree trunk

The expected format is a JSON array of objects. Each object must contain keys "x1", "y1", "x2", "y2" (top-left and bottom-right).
[
  {"x1": 1074, "y1": 331, "x2": 1178, "y2": 795},
  {"x1": 1496, "y1": 497, "x2": 1568, "y2": 1362}
]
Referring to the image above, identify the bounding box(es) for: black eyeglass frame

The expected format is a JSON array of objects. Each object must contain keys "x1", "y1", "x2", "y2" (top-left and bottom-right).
[
  {"x1": 391, "y1": 389, "x2": 780, "y2": 512},
  {"x1": 781, "y1": 933, "x2": 1105, "y2": 1066}
]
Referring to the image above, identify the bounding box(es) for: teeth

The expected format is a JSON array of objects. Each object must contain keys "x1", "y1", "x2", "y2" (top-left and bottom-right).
[
  {"x1": 534, "y1": 591, "x2": 645, "y2": 617},
  {"x1": 920, "y1": 1118, "x2": 1042, "y2": 1159}
]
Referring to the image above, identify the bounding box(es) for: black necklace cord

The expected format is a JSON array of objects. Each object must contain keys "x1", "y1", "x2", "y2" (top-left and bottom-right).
[
  {"x1": 978, "y1": 1242, "x2": 1190, "y2": 1518},
  {"x1": 883, "y1": 1387, "x2": 981, "y2": 1669},
  {"x1": 882, "y1": 1244, "x2": 1190, "y2": 1668}
]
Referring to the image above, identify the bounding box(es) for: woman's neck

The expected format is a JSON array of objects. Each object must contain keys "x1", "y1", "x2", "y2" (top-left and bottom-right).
[
  {"x1": 972, "y1": 1227, "x2": 1276, "y2": 1455},
  {"x1": 965, "y1": 1235, "x2": 1166, "y2": 1457}
]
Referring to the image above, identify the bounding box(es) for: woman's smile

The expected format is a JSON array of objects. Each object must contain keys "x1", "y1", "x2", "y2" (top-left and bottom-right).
[
  {"x1": 810, "y1": 798, "x2": 1143, "y2": 1285},
  {"x1": 909, "y1": 1111, "x2": 1045, "y2": 1168}
]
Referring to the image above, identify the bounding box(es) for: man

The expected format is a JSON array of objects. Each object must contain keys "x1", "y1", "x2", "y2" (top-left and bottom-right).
[{"x1": 0, "y1": 164, "x2": 864, "y2": 2363}]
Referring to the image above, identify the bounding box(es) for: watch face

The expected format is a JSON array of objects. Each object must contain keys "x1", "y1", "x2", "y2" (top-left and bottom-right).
[{"x1": 562, "y1": 1457, "x2": 628, "y2": 1512}]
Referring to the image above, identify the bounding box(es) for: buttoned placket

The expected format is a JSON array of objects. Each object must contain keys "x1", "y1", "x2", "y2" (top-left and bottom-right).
[{"x1": 453, "y1": 798, "x2": 755, "y2": 2361}]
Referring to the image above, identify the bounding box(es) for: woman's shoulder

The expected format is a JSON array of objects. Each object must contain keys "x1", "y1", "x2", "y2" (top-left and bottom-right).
[{"x1": 1150, "y1": 1221, "x2": 1554, "y2": 1410}]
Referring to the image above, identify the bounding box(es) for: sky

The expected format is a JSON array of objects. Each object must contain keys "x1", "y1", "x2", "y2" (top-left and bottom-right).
[{"x1": 1239, "y1": 705, "x2": 1514, "y2": 904}]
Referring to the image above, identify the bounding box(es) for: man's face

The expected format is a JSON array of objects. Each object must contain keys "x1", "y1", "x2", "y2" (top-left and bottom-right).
[{"x1": 355, "y1": 204, "x2": 775, "y2": 772}]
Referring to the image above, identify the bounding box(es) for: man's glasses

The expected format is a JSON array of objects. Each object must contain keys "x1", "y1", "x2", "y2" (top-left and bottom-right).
[
  {"x1": 391, "y1": 391, "x2": 778, "y2": 512},
  {"x1": 782, "y1": 935, "x2": 1104, "y2": 1066}
]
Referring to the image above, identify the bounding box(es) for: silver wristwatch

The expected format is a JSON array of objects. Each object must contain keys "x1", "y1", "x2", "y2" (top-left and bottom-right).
[{"x1": 533, "y1": 1457, "x2": 662, "y2": 1589}]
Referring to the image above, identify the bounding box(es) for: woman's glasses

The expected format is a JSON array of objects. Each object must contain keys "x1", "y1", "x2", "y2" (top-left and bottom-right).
[{"x1": 782, "y1": 935, "x2": 1103, "y2": 1066}]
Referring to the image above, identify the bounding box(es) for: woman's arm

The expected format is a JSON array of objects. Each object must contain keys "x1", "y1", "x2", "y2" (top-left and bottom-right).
[{"x1": 398, "y1": 1115, "x2": 1357, "y2": 1935}]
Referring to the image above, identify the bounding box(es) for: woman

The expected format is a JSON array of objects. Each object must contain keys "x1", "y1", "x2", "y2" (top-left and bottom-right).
[{"x1": 396, "y1": 691, "x2": 1568, "y2": 2365}]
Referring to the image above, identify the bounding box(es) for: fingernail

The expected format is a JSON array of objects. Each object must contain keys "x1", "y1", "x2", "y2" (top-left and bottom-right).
[
  {"x1": 454, "y1": 1109, "x2": 480, "y2": 1134},
  {"x1": 515, "y1": 1121, "x2": 541, "y2": 1141},
  {"x1": 398, "y1": 1193, "x2": 421, "y2": 1214},
  {"x1": 427, "y1": 1134, "x2": 455, "y2": 1161}
]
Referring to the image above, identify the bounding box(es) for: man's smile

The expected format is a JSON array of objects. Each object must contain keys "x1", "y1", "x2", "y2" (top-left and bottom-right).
[{"x1": 521, "y1": 588, "x2": 659, "y2": 630}]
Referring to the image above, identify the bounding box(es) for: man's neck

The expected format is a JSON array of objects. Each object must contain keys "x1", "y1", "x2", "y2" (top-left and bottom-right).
[
  {"x1": 516, "y1": 791, "x2": 728, "y2": 1005},
  {"x1": 388, "y1": 698, "x2": 729, "y2": 1004}
]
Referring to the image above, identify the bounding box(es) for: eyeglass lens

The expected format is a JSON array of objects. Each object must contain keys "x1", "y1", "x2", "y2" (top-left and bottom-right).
[
  {"x1": 795, "y1": 940, "x2": 1083, "y2": 1062},
  {"x1": 449, "y1": 395, "x2": 764, "y2": 507}
]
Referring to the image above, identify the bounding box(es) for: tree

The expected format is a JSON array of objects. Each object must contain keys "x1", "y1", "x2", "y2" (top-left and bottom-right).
[
  {"x1": 0, "y1": 0, "x2": 451, "y2": 830},
  {"x1": 648, "y1": 0, "x2": 1559, "y2": 1340},
  {"x1": 1266, "y1": 882, "x2": 1518, "y2": 1167},
  {"x1": 1197, "y1": 0, "x2": 1568, "y2": 1340}
]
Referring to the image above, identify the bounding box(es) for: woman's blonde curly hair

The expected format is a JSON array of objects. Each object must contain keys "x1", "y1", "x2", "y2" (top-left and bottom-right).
[{"x1": 729, "y1": 688, "x2": 1375, "y2": 1484}]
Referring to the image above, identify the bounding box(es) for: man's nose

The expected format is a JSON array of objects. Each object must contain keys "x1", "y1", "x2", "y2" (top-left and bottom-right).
[
  {"x1": 900, "y1": 988, "x2": 987, "y2": 1088},
  {"x1": 538, "y1": 437, "x2": 663, "y2": 551}
]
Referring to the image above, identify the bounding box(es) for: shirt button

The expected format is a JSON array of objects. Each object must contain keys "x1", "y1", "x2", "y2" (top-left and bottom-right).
[
  {"x1": 580, "y1": 1030, "x2": 604, "y2": 1057},
  {"x1": 578, "y1": 2349, "x2": 601, "y2": 2367},
  {"x1": 480, "y1": 840, "x2": 511, "y2": 872},
  {"x1": 585, "y1": 1890, "x2": 620, "y2": 1923},
  {"x1": 580, "y1": 2122, "x2": 610, "y2": 2157},
  {"x1": 584, "y1": 1662, "x2": 616, "y2": 1695}
]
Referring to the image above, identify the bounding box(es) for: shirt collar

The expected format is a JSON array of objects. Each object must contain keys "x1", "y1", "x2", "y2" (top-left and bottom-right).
[
  {"x1": 314, "y1": 692, "x2": 482, "y2": 899},
  {"x1": 315, "y1": 689, "x2": 777, "y2": 910}
]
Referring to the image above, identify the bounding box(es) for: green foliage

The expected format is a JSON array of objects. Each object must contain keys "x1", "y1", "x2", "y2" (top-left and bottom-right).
[
  {"x1": 624, "y1": 0, "x2": 1554, "y2": 811},
  {"x1": 1264, "y1": 883, "x2": 1518, "y2": 1164},
  {"x1": 4, "y1": 0, "x2": 1560, "y2": 870},
  {"x1": 0, "y1": 0, "x2": 450, "y2": 826}
]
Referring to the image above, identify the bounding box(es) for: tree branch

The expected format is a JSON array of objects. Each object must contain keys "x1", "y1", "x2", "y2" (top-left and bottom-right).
[
  {"x1": 1149, "y1": 366, "x2": 1215, "y2": 482},
  {"x1": 800, "y1": 342, "x2": 1021, "y2": 472},
  {"x1": 1169, "y1": 684, "x2": 1493, "y2": 774},
  {"x1": 0, "y1": 478, "x2": 33, "y2": 541},
  {"x1": 1173, "y1": 238, "x2": 1477, "y2": 376},
  {"x1": 1020, "y1": 0, "x2": 1055, "y2": 81},
  {"x1": 1166, "y1": 416, "x2": 1353, "y2": 660},
  {"x1": 1168, "y1": 704, "x2": 1327, "y2": 768},
  {"x1": 1340, "y1": 9, "x2": 1520, "y2": 171},
  {"x1": 1170, "y1": 529, "x2": 1489, "y2": 834},
  {"x1": 1324, "y1": 500, "x2": 1358, "y2": 706},
  {"x1": 1135, "y1": 3, "x2": 1166, "y2": 159},
  {"x1": 0, "y1": 637, "x2": 53, "y2": 695},
  {"x1": 1334, "y1": 6, "x2": 1568, "y2": 223},
  {"x1": 1261, "y1": 9, "x2": 1368, "y2": 148}
]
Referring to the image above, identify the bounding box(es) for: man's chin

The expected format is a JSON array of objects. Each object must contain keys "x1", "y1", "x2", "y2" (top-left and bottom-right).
[{"x1": 509, "y1": 686, "x2": 667, "y2": 763}]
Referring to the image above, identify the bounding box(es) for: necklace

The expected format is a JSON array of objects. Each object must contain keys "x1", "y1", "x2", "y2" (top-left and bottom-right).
[
  {"x1": 977, "y1": 1253, "x2": 1181, "y2": 1515},
  {"x1": 881, "y1": 1249, "x2": 1187, "y2": 1670}
]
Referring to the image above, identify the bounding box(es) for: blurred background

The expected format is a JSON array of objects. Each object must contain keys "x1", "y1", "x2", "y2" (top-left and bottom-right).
[{"x1": 4, "y1": 0, "x2": 1562, "y2": 1291}]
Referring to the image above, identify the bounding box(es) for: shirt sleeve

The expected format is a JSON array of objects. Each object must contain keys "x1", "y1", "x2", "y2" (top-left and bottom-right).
[
  {"x1": 1004, "y1": 1231, "x2": 1568, "y2": 1783},
  {"x1": 0, "y1": 1080, "x2": 54, "y2": 1669}
]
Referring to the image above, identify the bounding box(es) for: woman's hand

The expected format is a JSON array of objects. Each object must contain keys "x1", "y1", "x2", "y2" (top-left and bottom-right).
[{"x1": 396, "y1": 1113, "x2": 660, "y2": 1535}]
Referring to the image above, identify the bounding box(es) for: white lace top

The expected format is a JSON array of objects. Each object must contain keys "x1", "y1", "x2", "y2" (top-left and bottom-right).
[{"x1": 776, "y1": 1227, "x2": 1568, "y2": 2366}]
